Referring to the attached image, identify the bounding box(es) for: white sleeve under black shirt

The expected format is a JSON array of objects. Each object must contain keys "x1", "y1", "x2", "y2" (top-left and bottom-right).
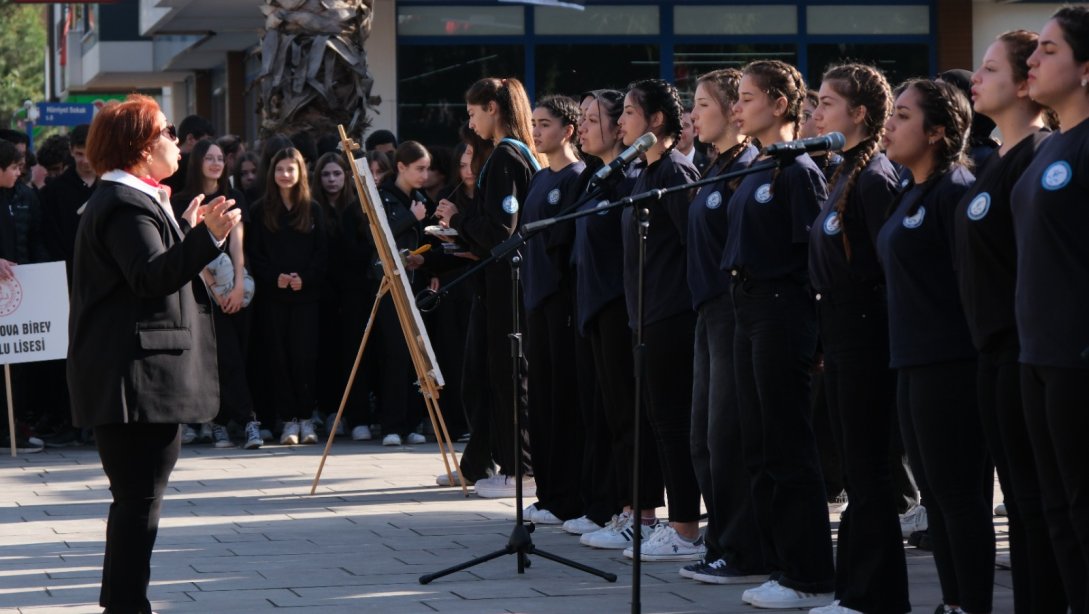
[{"x1": 1010, "y1": 117, "x2": 1089, "y2": 369}]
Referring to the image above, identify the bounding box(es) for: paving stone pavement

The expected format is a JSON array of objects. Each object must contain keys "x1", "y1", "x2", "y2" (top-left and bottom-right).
[{"x1": 0, "y1": 441, "x2": 1013, "y2": 613}]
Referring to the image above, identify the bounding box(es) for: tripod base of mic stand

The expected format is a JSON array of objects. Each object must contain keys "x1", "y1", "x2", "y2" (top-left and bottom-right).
[{"x1": 418, "y1": 522, "x2": 618, "y2": 585}]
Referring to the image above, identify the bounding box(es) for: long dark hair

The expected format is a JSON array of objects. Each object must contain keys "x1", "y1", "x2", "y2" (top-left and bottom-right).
[
  {"x1": 996, "y1": 30, "x2": 1060, "y2": 129},
  {"x1": 312, "y1": 151, "x2": 352, "y2": 218},
  {"x1": 821, "y1": 63, "x2": 893, "y2": 260},
  {"x1": 465, "y1": 77, "x2": 544, "y2": 165},
  {"x1": 696, "y1": 68, "x2": 753, "y2": 173},
  {"x1": 177, "y1": 138, "x2": 229, "y2": 204},
  {"x1": 262, "y1": 147, "x2": 313, "y2": 233},
  {"x1": 625, "y1": 78, "x2": 685, "y2": 154},
  {"x1": 894, "y1": 79, "x2": 972, "y2": 216}
]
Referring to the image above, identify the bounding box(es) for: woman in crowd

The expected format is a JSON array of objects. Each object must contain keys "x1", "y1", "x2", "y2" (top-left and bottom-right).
[
  {"x1": 1011, "y1": 6, "x2": 1089, "y2": 611},
  {"x1": 720, "y1": 59, "x2": 833, "y2": 609},
  {"x1": 683, "y1": 68, "x2": 767, "y2": 585},
  {"x1": 234, "y1": 151, "x2": 262, "y2": 206},
  {"x1": 68, "y1": 94, "x2": 240, "y2": 613},
  {"x1": 806, "y1": 63, "x2": 907, "y2": 614},
  {"x1": 520, "y1": 95, "x2": 586, "y2": 525},
  {"x1": 373, "y1": 141, "x2": 433, "y2": 446},
  {"x1": 172, "y1": 138, "x2": 260, "y2": 450},
  {"x1": 312, "y1": 151, "x2": 355, "y2": 437},
  {"x1": 877, "y1": 79, "x2": 992, "y2": 614},
  {"x1": 434, "y1": 77, "x2": 542, "y2": 499},
  {"x1": 246, "y1": 147, "x2": 327, "y2": 446},
  {"x1": 956, "y1": 30, "x2": 1065, "y2": 614},
  {"x1": 574, "y1": 89, "x2": 663, "y2": 544},
  {"x1": 615, "y1": 78, "x2": 703, "y2": 562},
  {"x1": 368, "y1": 150, "x2": 394, "y2": 185}
]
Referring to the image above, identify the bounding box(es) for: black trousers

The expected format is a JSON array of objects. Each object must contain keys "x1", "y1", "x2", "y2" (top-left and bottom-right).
[
  {"x1": 340, "y1": 285, "x2": 381, "y2": 429},
  {"x1": 575, "y1": 320, "x2": 617, "y2": 525},
  {"x1": 261, "y1": 300, "x2": 320, "y2": 421},
  {"x1": 484, "y1": 265, "x2": 530, "y2": 476},
  {"x1": 317, "y1": 290, "x2": 343, "y2": 416},
  {"x1": 643, "y1": 310, "x2": 702, "y2": 523},
  {"x1": 978, "y1": 342, "x2": 1066, "y2": 614},
  {"x1": 1021, "y1": 364, "x2": 1089, "y2": 614},
  {"x1": 371, "y1": 294, "x2": 418, "y2": 437},
  {"x1": 898, "y1": 360, "x2": 994, "y2": 613},
  {"x1": 211, "y1": 306, "x2": 254, "y2": 425},
  {"x1": 429, "y1": 274, "x2": 472, "y2": 438},
  {"x1": 526, "y1": 286, "x2": 583, "y2": 519},
  {"x1": 817, "y1": 293, "x2": 909, "y2": 613},
  {"x1": 95, "y1": 423, "x2": 181, "y2": 614},
  {"x1": 458, "y1": 293, "x2": 497, "y2": 481},
  {"x1": 588, "y1": 298, "x2": 664, "y2": 511},
  {"x1": 691, "y1": 293, "x2": 766, "y2": 572},
  {"x1": 732, "y1": 278, "x2": 834, "y2": 594}
]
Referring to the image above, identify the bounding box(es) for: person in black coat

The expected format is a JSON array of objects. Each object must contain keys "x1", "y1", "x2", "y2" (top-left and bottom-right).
[{"x1": 67, "y1": 95, "x2": 239, "y2": 614}]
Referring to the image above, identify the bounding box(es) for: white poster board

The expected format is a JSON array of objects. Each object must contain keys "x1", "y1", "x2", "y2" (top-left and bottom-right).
[{"x1": 0, "y1": 261, "x2": 69, "y2": 366}]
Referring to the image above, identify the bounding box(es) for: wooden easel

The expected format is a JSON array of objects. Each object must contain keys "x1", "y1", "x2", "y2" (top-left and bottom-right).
[{"x1": 310, "y1": 126, "x2": 467, "y2": 496}]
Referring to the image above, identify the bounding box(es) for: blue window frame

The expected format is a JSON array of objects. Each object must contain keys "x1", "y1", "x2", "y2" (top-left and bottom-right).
[{"x1": 396, "y1": 0, "x2": 937, "y2": 143}]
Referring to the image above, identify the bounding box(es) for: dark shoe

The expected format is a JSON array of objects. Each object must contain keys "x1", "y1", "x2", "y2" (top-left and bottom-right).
[{"x1": 909, "y1": 530, "x2": 932, "y2": 551}]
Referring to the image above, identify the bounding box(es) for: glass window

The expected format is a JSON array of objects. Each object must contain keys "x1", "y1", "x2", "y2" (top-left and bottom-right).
[
  {"x1": 806, "y1": 5, "x2": 929, "y2": 35},
  {"x1": 398, "y1": 6, "x2": 524, "y2": 36},
  {"x1": 673, "y1": 44, "x2": 797, "y2": 99},
  {"x1": 674, "y1": 5, "x2": 797, "y2": 35},
  {"x1": 535, "y1": 44, "x2": 661, "y2": 98},
  {"x1": 535, "y1": 5, "x2": 659, "y2": 35},
  {"x1": 397, "y1": 44, "x2": 522, "y2": 145},
  {"x1": 807, "y1": 43, "x2": 931, "y2": 89}
]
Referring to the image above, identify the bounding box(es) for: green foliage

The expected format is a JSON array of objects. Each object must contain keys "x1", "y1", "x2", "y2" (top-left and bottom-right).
[{"x1": 0, "y1": 1, "x2": 46, "y2": 127}]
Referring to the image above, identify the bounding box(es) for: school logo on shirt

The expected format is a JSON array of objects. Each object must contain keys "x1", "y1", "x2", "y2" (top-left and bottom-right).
[
  {"x1": 967, "y1": 193, "x2": 991, "y2": 221},
  {"x1": 1042, "y1": 161, "x2": 1072, "y2": 191},
  {"x1": 548, "y1": 188, "x2": 562, "y2": 205},
  {"x1": 706, "y1": 191, "x2": 723, "y2": 210},
  {"x1": 901, "y1": 177, "x2": 911, "y2": 189},
  {"x1": 754, "y1": 183, "x2": 773, "y2": 204},
  {"x1": 503, "y1": 195, "x2": 520, "y2": 214},
  {"x1": 902, "y1": 206, "x2": 927, "y2": 229},
  {"x1": 823, "y1": 211, "x2": 842, "y2": 236},
  {"x1": 596, "y1": 199, "x2": 610, "y2": 215}
]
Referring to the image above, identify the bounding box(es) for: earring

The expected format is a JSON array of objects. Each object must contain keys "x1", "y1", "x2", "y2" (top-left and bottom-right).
[{"x1": 1082, "y1": 78, "x2": 1088, "y2": 87}]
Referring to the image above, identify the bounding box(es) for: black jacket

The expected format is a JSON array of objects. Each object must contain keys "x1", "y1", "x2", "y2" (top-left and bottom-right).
[
  {"x1": 0, "y1": 182, "x2": 50, "y2": 265},
  {"x1": 67, "y1": 176, "x2": 222, "y2": 427},
  {"x1": 39, "y1": 166, "x2": 96, "y2": 264}
]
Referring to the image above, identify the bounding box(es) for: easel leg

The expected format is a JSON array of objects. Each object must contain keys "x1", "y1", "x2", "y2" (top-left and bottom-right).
[
  {"x1": 422, "y1": 391, "x2": 468, "y2": 496},
  {"x1": 311, "y1": 280, "x2": 390, "y2": 495},
  {"x1": 5, "y1": 365, "x2": 15, "y2": 458}
]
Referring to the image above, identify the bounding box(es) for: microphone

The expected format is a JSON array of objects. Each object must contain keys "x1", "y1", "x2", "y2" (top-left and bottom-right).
[
  {"x1": 592, "y1": 133, "x2": 657, "y2": 185},
  {"x1": 762, "y1": 132, "x2": 846, "y2": 157}
]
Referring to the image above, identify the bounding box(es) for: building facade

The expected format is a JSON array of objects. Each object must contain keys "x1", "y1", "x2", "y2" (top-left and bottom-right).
[{"x1": 45, "y1": 0, "x2": 1074, "y2": 146}]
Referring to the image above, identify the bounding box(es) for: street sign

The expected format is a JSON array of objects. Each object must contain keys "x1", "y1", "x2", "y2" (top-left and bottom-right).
[{"x1": 35, "y1": 103, "x2": 96, "y2": 127}]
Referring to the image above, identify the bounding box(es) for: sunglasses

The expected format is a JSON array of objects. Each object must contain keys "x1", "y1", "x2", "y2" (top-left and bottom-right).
[{"x1": 160, "y1": 124, "x2": 178, "y2": 141}]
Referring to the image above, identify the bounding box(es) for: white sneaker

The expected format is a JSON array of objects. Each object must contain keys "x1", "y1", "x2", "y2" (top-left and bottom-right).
[
  {"x1": 351, "y1": 425, "x2": 372, "y2": 441},
  {"x1": 742, "y1": 580, "x2": 781, "y2": 605},
  {"x1": 280, "y1": 420, "x2": 300, "y2": 445},
  {"x1": 406, "y1": 432, "x2": 427, "y2": 445},
  {"x1": 473, "y1": 474, "x2": 536, "y2": 499},
  {"x1": 211, "y1": 423, "x2": 233, "y2": 448},
  {"x1": 299, "y1": 419, "x2": 318, "y2": 444},
  {"x1": 181, "y1": 424, "x2": 198, "y2": 444},
  {"x1": 623, "y1": 524, "x2": 704, "y2": 561},
  {"x1": 581, "y1": 512, "x2": 649, "y2": 549},
  {"x1": 197, "y1": 422, "x2": 214, "y2": 443},
  {"x1": 532, "y1": 509, "x2": 563, "y2": 525},
  {"x1": 748, "y1": 582, "x2": 834, "y2": 609},
  {"x1": 899, "y1": 504, "x2": 928, "y2": 538},
  {"x1": 243, "y1": 421, "x2": 263, "y2": 449},
  {"x1": 811, "y1": 602, "x2": 862, "y2": 614},
  {"x1": 563, "y1": 515, "x2": 603, "y2": 535},
  {"x1": 524, "y1": 503, "x2": 540, "y2": 518},
  {"x1": 382, "y1": 433, "x2": 402, "y2": 446},
  {"x1": 994, "y1": 502, "x2": 1007, "y2": 517}
]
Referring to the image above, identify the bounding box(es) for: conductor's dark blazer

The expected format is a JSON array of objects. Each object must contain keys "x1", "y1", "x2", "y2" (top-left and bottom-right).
[{"x1": 68, "y1": 170, "x2": 222, "y2": 427}]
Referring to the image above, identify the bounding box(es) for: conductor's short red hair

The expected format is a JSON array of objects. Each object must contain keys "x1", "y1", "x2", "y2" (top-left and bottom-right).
[{"x1": 86, "y1": 94, "x2": 163, "y2": 176}]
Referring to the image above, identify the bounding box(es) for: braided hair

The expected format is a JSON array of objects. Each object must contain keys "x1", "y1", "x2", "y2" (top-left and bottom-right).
[
  {"x1": 536, "y1": 94, "x2": 581, "y2": 156},
  {"x1": 740, "y1": 60, "x2": 807, "y2": 193},
  {"x1": 821, "y1": 63, "x2": 893, "y2": 261},
  {"x1": 891, "y1": 79, "x2": 972, "y2": 217},
  {"x1": 465, "y1": 77, "x2": 545, "y2": 166},
  {"x1": 625, "y1": 78, "x2": 685, "y2": 155}
]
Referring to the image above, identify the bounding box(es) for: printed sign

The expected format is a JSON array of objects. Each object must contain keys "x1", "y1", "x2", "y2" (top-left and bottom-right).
[{"x1": 0, "y1": 262, "x2": 69, "y2": 365}]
